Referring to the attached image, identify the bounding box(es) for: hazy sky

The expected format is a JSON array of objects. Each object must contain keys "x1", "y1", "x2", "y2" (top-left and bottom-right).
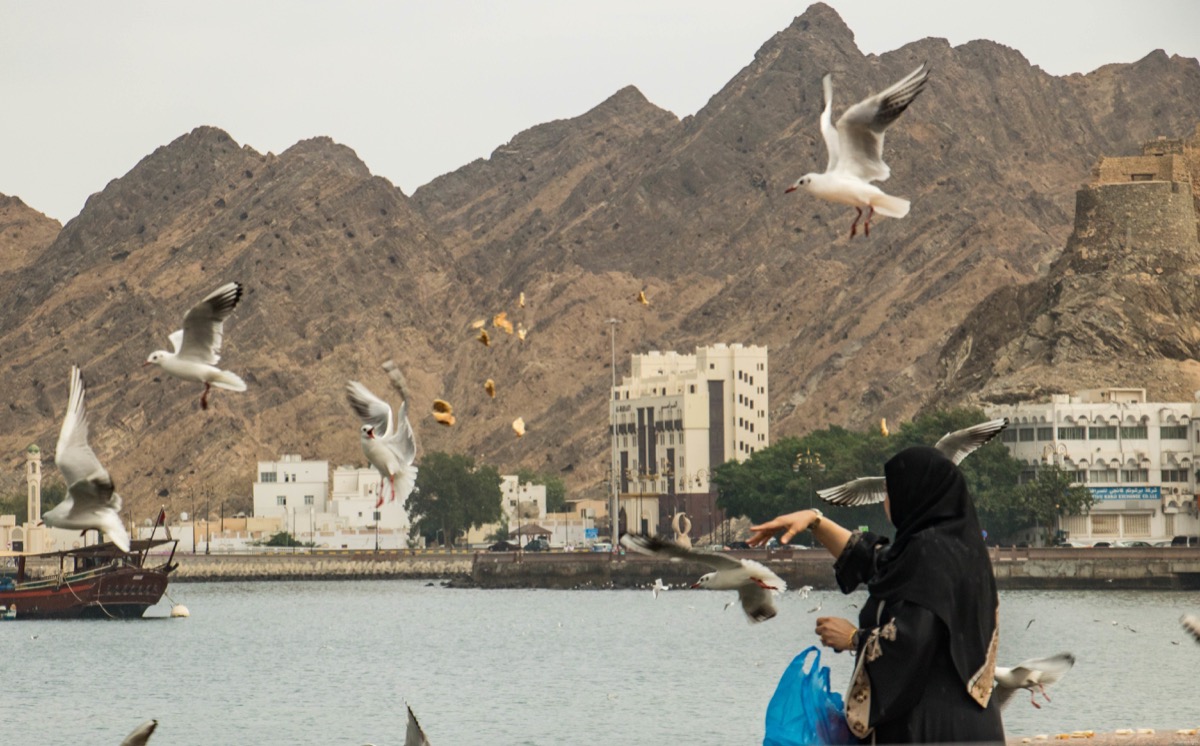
[{"x1": 3, "y1": 1, "x2": 1199, "y2": 223}]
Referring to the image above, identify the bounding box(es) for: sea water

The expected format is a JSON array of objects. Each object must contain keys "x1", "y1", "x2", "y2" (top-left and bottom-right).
[{"x1": 4, "y1": 582, "x2": 1196, "y2": 745}]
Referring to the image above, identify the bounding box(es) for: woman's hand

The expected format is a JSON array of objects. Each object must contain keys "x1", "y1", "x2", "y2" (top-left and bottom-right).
[
  {"x1": 747, "y1": 510, "x2": 821, "y2": 547},
  {"x1": 815, "y1": 616, "x2": 858, "y2": 652}
]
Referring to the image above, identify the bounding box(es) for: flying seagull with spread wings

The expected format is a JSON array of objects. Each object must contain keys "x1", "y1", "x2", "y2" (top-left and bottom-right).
[
  {"x1": 620, "y1": 534, "x2": 786, "y2": 623},
  {"x1": 817, "y1": 418, "x2": 1009, "y2": 507},
  {"x1": 346, "y1": 381, "x2": 418, "y2": 509},
  {"x1": 144, "y1": 282, "x2": 247, "y2": 410},
  {"x1": 786, "y1": 64, "x2": 930, "y2": 238},
  {"x1": 43, "y1": 366, "x2": 131, "y2": 552},
  {"x1": 994, "y1": 652, "x2": 1076, "y2": 709}
]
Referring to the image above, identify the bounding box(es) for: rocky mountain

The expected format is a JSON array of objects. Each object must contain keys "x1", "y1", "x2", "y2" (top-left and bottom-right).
[{"x1": 4, "y1": 3, "x2": 1200, "y2": 515}]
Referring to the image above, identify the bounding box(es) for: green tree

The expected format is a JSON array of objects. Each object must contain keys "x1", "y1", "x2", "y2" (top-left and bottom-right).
[
  {"x1": 407, "y1": 452, "x2": 503, "y2": 547},
  {"x1": 260, "y1": 531, "x2": 312, "y2": 547},
  {"x1": 1008, "y1": 465, "x2": 1093, "y2": 544},
  {"x1": 0, "y1": 479, "x2": 68, "y2": 524},
  {"x1": 515, "y1": 468, "x2": 567, "y2": 513}
]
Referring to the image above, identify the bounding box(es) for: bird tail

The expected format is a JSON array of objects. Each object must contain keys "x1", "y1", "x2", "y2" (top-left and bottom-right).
[
  {"x1": 392, "y1": 465, "x2": 418, "y2": 505},
  {"x1": 210, "y1": 370, "x2": 247, "y2": 392},
  {"x1": 871, "y1": 193, "x2": 910, "y2": 219}
]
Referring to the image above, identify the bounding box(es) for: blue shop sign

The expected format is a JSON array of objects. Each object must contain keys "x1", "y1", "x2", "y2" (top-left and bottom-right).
[
  {"x1": 1088, "y1": 486, "x2": 1161, "y2": 501},
  {"x1": 585, "y1": 528, "x2": 598, "y2": 539}
]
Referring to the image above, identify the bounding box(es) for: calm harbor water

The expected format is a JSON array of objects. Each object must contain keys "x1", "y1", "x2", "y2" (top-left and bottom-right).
[{"x1": 5, "y1": 581, "x2": 1198, "y2": 745}]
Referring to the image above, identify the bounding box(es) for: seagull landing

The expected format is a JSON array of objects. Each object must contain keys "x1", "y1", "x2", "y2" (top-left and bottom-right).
[
  {"x1": 817, "y1": 418, "x2": 1008, "y2": 507},
  {"x1": 620, "y1": 534, "x2": 786, "y2": 623},
  {"x1": 144, "y1": 282, "x2": 246, "y2": 410},
  {"x1": 346, "y1": 381, "x2": 418, "y2": 509},
  {"x1": 42, "y1": 366, "x2": 131, "y2": 552},
  {"x1": 651, "y1": 578, "x2": 669, "y2": 599},
  {"x1": 786, "y1": 64, "x2": 930, "y2": 238},
  {"x1": 994, "y1": 652, "x2": 1075, "y2": 710}
]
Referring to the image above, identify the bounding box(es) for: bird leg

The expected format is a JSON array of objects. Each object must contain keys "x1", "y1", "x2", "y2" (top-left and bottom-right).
[
  {"x1": 1038, "y1": 683, "x2": 1051, "y2": 703},
  {"x1": 375, "y1": 478, "x2": 385, "y2": 509},
  {"x1": 200, "y1": 383, "x2": 211, "y2": 410},
  {"x1": 849, "y1": 207, "x2": 863, "y2": 238},
  {"x1": 389, "y1": 475, "x2": 396, "y2": 503},
  {"x1": 1029, "y1": 688, "x2": 1042, "y2": 709},
  {"x1": 863, "y1": 206, "x2": 875, "y2": 237}
]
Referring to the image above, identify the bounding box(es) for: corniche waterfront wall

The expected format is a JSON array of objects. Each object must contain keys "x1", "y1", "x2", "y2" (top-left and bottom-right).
[{"x1": 116, "y1": 547, "x2": 1200, "y2": 590}]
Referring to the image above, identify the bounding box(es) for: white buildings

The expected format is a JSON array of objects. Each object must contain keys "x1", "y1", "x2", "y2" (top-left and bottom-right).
[
  {"x1": 331, "y1": 465, "x2": 412, "y2": 531},
  {"x1": 610, "y1": 343, "x2": 768, "y2": 539},
  {"x1": 986, "y1": 388, "x2": 1200, "y2": 543},
  {"x1": 251, "y1": 454, "x2": 330, "y2": 520}
]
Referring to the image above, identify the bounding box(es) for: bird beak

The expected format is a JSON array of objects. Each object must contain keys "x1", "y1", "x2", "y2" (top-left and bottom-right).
[
  {"x1": 784, "y1": 185, "x2": 797, "y2": 194},
  {"x1": 690, "y1": 582, "x2": 700, "y2": 589},
  {"x1": 142, "y1": 361, "x2": 151, "y2": 367}
]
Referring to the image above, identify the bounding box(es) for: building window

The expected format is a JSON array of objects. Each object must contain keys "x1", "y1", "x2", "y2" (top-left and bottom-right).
[
  {"x1": 1018, "y1": 467, "x2": 1037, "y2": 485},
  {"x1": 1162, "y1": 469, "x2": 1189, "y2": 483},
  {"x1": 1058, "y1": 426, "x2": 1085, "y2": 440},
  {"x1": 304, "y1": 495, "x2": 314, "y2": 505},
  {"x1": 1068, "y1": 470, "x2": 1088, "y2": 483},
  {"x1": 1088, "y1": 426, "x2": 1117, "y2": 440},
  {"x1": 1161, "y1": 425, "x2": 1188, "y2": 440},
  {"x1": 1018, "y1": 428, "x2": 1035, "y2": 442},
  {"x1": 689, "y1": 385, "x2": 696, "y2": 394},
  {"x1": 260, "y1": 472, "x2": 277, "y2": 483},
  {"x1": 1119, "y1": 426, "x2": 1147, "y2": 440},
  {"x1": 1119, "y1": 469, "x2": 1148, "y2": 482},
  {"x1": 1089, "y1": 469, "x2": 1117, "y2": 483},
  {"x1": 276, "y1": 496, "x2": 286, "y2": 506},
  {"x1": 1123, "y1": 513, "x2": 1151, "y2": 537},
  {"x1": 1091, "y1": 514, "x2": 1119, "y2": 534},
  {"x1": 1001, "y1": 430, "x2": 1017, "y2": 443},
  {"x1": 1130, "y1": 173, "x2": 1154, "y2": 181},
  {"x1": 1037, "y1": 427, "x2": 1053, "y2": 440}
]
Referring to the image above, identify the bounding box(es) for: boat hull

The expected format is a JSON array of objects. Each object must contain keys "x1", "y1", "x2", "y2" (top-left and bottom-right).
[{"x1": 2, "y1": 565, "x2": 170, "y2": 620}]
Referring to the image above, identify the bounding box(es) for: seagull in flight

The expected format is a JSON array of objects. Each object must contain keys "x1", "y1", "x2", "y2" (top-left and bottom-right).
[
  {"x1": 1181, "y1": 614, "x2": 1200, "y2": 643},
  {"x1": 120, "y1": 720, "x2": 158, "y2": 746},
  {"x1": 346, "y1": 381, "x2": 418, "y2": 508},
  {"x1": 144, "y1": 282, "x2": 246, "y2": 410},
  {"x1": 620, "y1": 534, "x2": 786, "y2": 623},
  {"x1": 42, "y1": 366, "x2": 131, "y2": 553},
  {"x1": 994, "y1": 652, "x2": 1075, "y2": 709},
  {"x1": 651, "y1": 578, "x2": 669, "y2": 599},
  {"x1": 786, "y1": 64, "x2": 930, "y2": 238},
  {"x1": 817, "y1": 418, "x2": 1008, "y2": 507}
]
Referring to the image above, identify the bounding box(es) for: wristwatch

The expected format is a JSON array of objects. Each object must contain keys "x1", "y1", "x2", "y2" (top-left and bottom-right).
[{"x1": 809, "y1": 508, "x2": 823, "y2": 531}]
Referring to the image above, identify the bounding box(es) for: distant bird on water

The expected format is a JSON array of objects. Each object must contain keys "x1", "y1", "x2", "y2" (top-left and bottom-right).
[
  {"x1": 144, "y1": 282, "x2": 246, "y2": 410},
  {"x1": 620, "y1": 534, "x2": 786, "y2": 623},
  {"x1": 817, "y1": 418, "x2": 1008, "y2": 507},
  {"x1": 346, "y1": 381, "x2": 418, "y2": 508},
  {"x1": 994, "y1": 652, "x2": 1075, "y2": 710},
  {"x1": 43, "y1": 366, "x2": 131, "y2": 553},
  {"x1": 786, "y1": 64, "x2": 930, "y2": 238}
]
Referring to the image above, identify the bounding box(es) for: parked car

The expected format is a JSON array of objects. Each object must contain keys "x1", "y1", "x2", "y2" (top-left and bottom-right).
[
  {"x1": 1171, "y1": 535, "x2": 1200, "y2": 547},
  {"x1": 591, "y1": 541, "x2": 613, "y2": 553},
  {"x1": 1092, "y1": 541, "x2": 1112, "y2": 548},
  {"x1": 1113, "y1": 540, "x2": 1151, "y2": 548},
  {"x1": 725, "y1": 541, "x2": 751, "y2": 551},
  {"x1": 523, "y1": 538, "x2": 551, "y2": 552},
  {"x1": 488, "y1": 540, "x2": 520, "y2": 552}
]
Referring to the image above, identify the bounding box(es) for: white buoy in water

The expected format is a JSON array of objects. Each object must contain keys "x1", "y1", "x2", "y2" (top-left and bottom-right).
[{"x1": 170, "y1": 604, "x2": 190, "y2": 618}]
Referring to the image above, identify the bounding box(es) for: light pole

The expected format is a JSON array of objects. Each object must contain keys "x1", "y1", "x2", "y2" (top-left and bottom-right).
[
  {"x1": 606, "y1": 317, "x2": 621, "y2": 548},
  {"x1": 793, "y1": 449, "x2": 825, "y2": 543}
]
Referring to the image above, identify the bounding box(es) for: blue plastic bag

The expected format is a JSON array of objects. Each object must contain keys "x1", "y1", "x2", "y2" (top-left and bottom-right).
[{"x1": 764, "y1": 645, "x2": 856, "y2": 746}]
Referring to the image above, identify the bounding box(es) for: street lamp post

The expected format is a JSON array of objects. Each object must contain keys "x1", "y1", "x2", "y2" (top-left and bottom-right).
[
  {"x1": 793, "y1": 450, "x2": 826, "y2": 543},
  {"x1": 606, "y1": 317, "x2": 621, "y2": 549}
]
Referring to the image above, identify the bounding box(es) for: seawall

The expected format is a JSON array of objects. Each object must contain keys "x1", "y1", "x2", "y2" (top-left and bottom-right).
[{"x1": 141, "y1": 546, "x2": 1200, "y2": 589}]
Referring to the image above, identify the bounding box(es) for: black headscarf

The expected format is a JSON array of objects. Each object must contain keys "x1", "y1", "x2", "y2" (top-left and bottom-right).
[{"x1": 869, "y1": 445, "x2": 997, "y2": 691}]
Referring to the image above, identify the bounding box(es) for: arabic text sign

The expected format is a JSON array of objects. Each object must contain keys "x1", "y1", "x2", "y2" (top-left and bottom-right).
[{"x1": 1088, "y1": 486, "x2": 1161, "y2": 501}]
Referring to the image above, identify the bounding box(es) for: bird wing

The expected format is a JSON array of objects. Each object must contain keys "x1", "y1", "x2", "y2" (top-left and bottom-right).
[
  {"x1": 346, "y1": 381, "x2": 394, "y2": 438},
  {"x1": 737, "y1": 583, "x2": 779, "y2": 623},
  {"x1": 818, "y1": 476, "x2": 887, "y2": 507},
  {"x1": 120, "y1": 720, "x2": 159, "y2": 746},
  {"x1": 405, "y1": 704, "x2": 431, "y2": 746},
  {"x1": 833, "y1": 63, "x2": 929, "y2": 183},
  {"x1": 620, "y1": 533, "x2": 741, "y2": 570},
  {"x1": 384, "y1": 399, "x2": 418, "y2": 464},
  {"x1": 934, "y1": 418, "x2": 1009, "y2": 465},
  {"x1": 1183, "y1": 614, "x2": 1200, "y2": 643},
  {"x1": 819, "y1": 73, "x2": 840, "y2": 172},
  {"x1": 176, "y1": 282, "x2": 244, "y2": 364},
  {"x1": 54, "y1": 366, "x2": 116, "y2": 508},
  {"x1": 1008, "y1": 652, "x2": 1076, "y2": 687}
]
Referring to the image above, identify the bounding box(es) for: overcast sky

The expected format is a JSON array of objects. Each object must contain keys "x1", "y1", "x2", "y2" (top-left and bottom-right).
[{"x1": 3, "y1": 1, "x2": 1199, "y2": 223}]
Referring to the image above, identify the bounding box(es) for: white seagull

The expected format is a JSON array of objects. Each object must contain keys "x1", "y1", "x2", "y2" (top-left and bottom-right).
[
  {"x1": 817, "y1": 418, "x2": 1008, "y2": 507},
  {"x1": 119, "y1": 720, "x2": 158, "y2": 746},
  {"x1": 144, "y1": 282, "x2": 246, "y2": 410},
  {"x1": 346, "y1": 381, "x2": 418, "y2": 508},
  {"x1": 43, "y1": 366, "x2": 131, "y2": 553},
  {"x1": 786, "y1": 63, "x2": 930, "y2": 238},
  {"x1": 651, "y1": 578, "x2": 669, "y2": 599},
  {"x1": 620, "y1": 534, "x2": 786, "y2": 623},
  {"x1": 994, "y1": 652, "x2": 1075, "y2": 710}
]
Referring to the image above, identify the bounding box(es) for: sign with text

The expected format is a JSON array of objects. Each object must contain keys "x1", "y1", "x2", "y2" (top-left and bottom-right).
[
  {"x1": 1088, "y1": 486, "x2": 1160, "y2": 501},
  {"x1": 585, "y1": 528, "x2": 598, "y2": 539}
]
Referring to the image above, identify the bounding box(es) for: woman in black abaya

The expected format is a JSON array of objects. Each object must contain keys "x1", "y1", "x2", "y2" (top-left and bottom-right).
[{"x1": 749, "y1": 445, "x2": 1005, "y2": 744}]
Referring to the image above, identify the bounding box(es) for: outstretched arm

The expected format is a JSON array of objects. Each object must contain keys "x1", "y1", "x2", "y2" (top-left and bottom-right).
[{"x1": 747, "y1": 509, "x2": 853, "y2": 560}]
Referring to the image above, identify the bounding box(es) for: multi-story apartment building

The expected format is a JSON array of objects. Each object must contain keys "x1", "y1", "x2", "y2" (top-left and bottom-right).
[
  {"x1": 610, "y1": 343, "x2": 768, "y2": 540},
  {"x1": 251, "y1": 454, "x2": 330, "y2": 522},
  {"x1": 986, "y1": 388, "x2": 1200, "y2": 543}
]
